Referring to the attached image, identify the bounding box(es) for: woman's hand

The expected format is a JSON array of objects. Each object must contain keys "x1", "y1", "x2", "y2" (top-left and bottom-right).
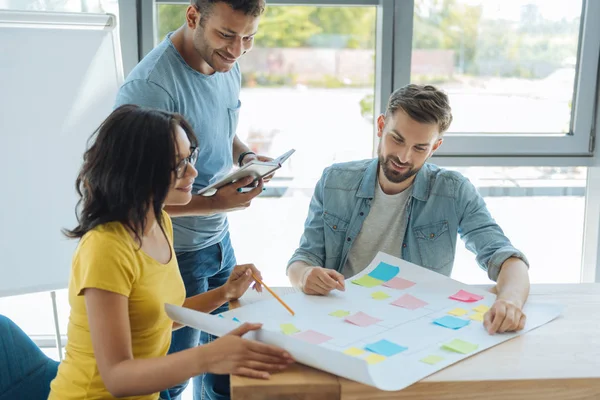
[
  {"x1": 222, "y1": 264, "x2": 263, "y2": 301},
  {"x1": 202, "y1": 323, "x2": 294, "y2": 379}
]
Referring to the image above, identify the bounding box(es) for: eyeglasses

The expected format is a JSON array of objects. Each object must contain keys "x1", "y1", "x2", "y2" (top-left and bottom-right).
[{"x1": 174, "y1": 147, "x2": 199, "y2": 179}]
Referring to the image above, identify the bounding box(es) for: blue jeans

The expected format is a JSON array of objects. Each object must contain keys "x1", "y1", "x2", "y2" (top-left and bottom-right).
[
  {"x1": 0, "y1": 315, "x2": 59, "y2": 400},
  {"x1": 162, "y1": 232, "x2": 236, "y2": 400}
]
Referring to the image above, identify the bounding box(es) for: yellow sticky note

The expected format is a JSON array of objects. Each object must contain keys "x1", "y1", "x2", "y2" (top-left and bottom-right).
[
  {"x1": 420, "y1": 355, "x2": 444, "y2": 365},
  {"x1": 469, "y1": 312, "x2": 484, "y2": 322},
  {"x1": 447, "y1": 308, "x2": 468, "y2": 316},
  {"x1": 329, "y1": 310, "x2": 351, "y2": 318},
  {"x1": 366, "y1": 354, "x2": 386, "y2": 365},
  {"x1": 442, "y1": 339, "x2": 478, "y2": 354},
  {"x1": 473, "y1": 304, "x2": 490, "y2": 313},
  {"x1": 280, "y1": 323, "x2": 300, "y2": 335},
  {"x1": 371, "y1": 291, "x2": 391, "y2": 300},
  {"x1": 343, "y1": 347, "x2": 365, "y2": 357},
  {"x1": 351, "y1": 275, "x2": 384, "y2": 288}
]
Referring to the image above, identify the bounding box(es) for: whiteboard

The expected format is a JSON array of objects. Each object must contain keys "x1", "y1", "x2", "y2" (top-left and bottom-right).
[{"x1": 0, "y1": 10, "x2": 123, "y2": 297}]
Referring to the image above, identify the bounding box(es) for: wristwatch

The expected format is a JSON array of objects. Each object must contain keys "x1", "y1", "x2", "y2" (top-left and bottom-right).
[{"x1": 238, "y1": 151, "x2": 256, "y2": 167}]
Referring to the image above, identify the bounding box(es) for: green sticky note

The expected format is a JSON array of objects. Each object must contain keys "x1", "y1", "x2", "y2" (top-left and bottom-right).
[
  {"x1": 280, "y1": 323, "x2": 300, "y2": 335},
  {"x1": 371, "y1": 291, "x2": 391, "y2": 300},
  {"x1": 420, "y1": 355, "x2": 444, "y2": 365},
  {"x1": 329, "y1": 310, "x2": 351, "y2": 318},
  {"x1": 442, "y1": 339, "x2": 479, "y2": 354},
  {"x1": 351, "y1": 275, "x2": 384, "y2": 288}
]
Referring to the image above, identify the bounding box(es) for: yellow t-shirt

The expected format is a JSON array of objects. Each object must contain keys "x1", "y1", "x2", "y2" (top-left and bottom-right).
[{"x1": 49, "y1": 212, "x2": 186, "y2": 400}]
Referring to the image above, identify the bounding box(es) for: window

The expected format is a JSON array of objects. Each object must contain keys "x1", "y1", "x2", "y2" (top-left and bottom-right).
[
  {"x1": 448, "y1": 167, "x2": 587, "y2": 285},
  {"x1": 395, "y1": 0, "x2": 600, "y2": 157}
]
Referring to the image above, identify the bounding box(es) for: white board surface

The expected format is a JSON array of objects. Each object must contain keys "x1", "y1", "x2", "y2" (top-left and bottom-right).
[{"x1": 0, "y1": 10, "x2": 123, "y2": 297}]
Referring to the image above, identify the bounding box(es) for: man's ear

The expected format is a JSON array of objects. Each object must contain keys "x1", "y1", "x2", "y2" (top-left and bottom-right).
[
  {"x1": 431, "y1": 137, "x2": 443, "y2": 154},
  {"x1": 376, "y1": 114, "x2": 386, "y2": 138},
  {"x1": 186, "y1": 5, "x2": 200, "y2": 29}
]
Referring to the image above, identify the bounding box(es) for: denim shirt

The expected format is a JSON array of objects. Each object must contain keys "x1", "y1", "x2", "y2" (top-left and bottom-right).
[{"x1": 288, "y1": 159, "x2": 528, "y2": 281}]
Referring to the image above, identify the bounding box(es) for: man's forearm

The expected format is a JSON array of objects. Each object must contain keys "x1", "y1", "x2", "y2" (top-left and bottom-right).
[
  {"x1": 287, "y1": 261, "x2": 313, "y2": 288},
  {"x1": 164, "y1": 195, "x2": 221, "y2": 217},
  {"x1": 494, "y1": 257, "x2": 530, "y2": 307},
  {"x1": 232, "y1": 135, "x2": 251, "y2": 165}
]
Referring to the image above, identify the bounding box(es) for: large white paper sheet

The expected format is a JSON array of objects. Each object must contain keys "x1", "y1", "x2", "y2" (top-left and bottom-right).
[{"x1": 166, "y1": 252, "x2": 561, "y2": 391}]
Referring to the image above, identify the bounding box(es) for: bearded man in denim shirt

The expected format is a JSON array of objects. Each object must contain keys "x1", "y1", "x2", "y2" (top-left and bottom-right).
[{"x1": 287, "y1": 84, "x2": 530, "y2": 335}]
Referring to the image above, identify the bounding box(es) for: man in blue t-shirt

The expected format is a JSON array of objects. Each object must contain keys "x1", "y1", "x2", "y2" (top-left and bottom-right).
[{"x1": 115, "y1": 1, "x2": 267, "y2": 399}]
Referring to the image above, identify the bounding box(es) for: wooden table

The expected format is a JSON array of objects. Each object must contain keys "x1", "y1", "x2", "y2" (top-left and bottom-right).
[{"x1": 230, "y1": 284, "x2": 600, "y2": 400}]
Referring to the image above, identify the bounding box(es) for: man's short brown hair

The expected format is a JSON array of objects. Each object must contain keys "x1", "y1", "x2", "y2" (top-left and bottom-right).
[
  {"x1": 192, "y1": 0, "x2": 266, "y2": 25},
  {"x1": 386, "y1": 84, "x2": 453, "y2": 134}
]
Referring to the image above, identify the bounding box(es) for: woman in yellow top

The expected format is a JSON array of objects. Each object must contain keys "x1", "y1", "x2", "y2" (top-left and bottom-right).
[{"x1": 49, "y1": 105, "x2": 293, "y2": 400}]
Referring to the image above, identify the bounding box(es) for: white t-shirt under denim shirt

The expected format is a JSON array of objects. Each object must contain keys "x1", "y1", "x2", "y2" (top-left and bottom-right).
[
  {"x1": 342, "y1": 180, "x2": 413, "y2": 278},
  {"x1": 115, "y1": 32, "x2": 241, "y2": 252}
]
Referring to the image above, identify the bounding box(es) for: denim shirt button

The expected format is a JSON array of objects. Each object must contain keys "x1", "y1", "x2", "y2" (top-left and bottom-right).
[
  {"x1": 333, "y1": 225, "x2": 337, "y2": 230},
  {"x1": 402, "y1": 243, "x2": 407, "y2": 248},
  {"x1": 347, "y1": 237, "x2": 352, "y2": 242},
  {"x1": 359, "y1": 212, "x2": 364, "y2": 216},
  {"x1": 429, "y1": 233, "x2": 435, "y2": 238}
]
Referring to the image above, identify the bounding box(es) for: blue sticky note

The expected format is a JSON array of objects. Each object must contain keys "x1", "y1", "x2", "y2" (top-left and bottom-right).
[
  {"x1": 368, "y1": 262, "x2": 400, "y2": 282},
  {"x1": 218, "y1": 314, "x2": 224, "y2": 318},
  {"x1": 232, "y1": 317, "x2": 241, "y2": 322},
  {"x1": 364, "y1": 339, "x2": 408, "y2": 357},
  {"x1": 433, "y1": 316, "x2": 470, "y2": 330}
]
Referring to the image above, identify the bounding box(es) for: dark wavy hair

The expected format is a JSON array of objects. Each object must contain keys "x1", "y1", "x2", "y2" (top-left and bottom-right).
[{"x1": 64, "y1": 104, "x2": 198, "y2": 243}]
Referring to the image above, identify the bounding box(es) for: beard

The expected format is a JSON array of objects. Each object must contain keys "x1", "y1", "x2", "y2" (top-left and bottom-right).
[
  {"x1": 378, "y1": 153, "x2": 420, "y2": 184},
  {"x1": 192, "y1": 27, "x2": 233, "y2": 73}
]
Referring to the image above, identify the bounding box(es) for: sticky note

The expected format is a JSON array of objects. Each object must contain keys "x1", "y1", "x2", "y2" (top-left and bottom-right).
[
  {"x1": 420, "y1": 355, "x2": 444, "y2": 365},
  {"x1": 371, "y1": 291, "x2": 391, "y2": 300},
  {"x1": 447, "y1": 308, "x2": 469, "y2": 316},
  {"x1": 367, "y1": 262, "x2": 400, "y2": 282},
  {"x1": 433, "y1": 316, "x2": 470, "y2": 330},
  {"x1": 293, "y1": 330, "x2": 332, "y2": 345},
  {"x1": 351, "y1": 275, "x2": 384, "y2": 288},
  {"x1": 391, "y1": 294, "x2": 428, "y2": 310},
  {"x1": 469, "y1": 312, "x2": 484, "y2": 322},
  {"x1": 345, "y1": 311, "x2": 382, "y2": 327},
  {"x1": 473, "y1": 304, "x2": 490, "y2": 313},
  {"x1": 217, "y1": 314, "x2": 224, "y2": 318},
  {"x1": 442, "y1": 339, "x2": 479, "y2": 354},
  {"x1": 232, "y1": 317, "x2": 241, "y2": 322},
  {"x1": 343, "y1": 347, "x2": 365, "y2": 357},
  {"x1": 366, "y1": 354, "x2": 386, "y2": 365},
  {"x1": 449, "y1": 289, "x2": 484, "y2": 302},
  {"x1": 365, "y1": 339, "x2": 408, "y2": 357},
  {"x1": 329, "y1": 310, "x2": 351, "y2": 318},
  {"x1": 280, "y1": 323, "x2": 300, "y2": 335},
  {"x1": 382, "y1": 277, "x2": 415, "y2": 290}
]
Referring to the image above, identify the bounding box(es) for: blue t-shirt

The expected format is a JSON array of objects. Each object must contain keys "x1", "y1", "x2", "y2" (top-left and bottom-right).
[{"x1": 115, "y1": 32, "x2": 241, "y2": 252}]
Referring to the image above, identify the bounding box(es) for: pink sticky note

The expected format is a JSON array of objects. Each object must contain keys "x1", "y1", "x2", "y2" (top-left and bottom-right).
[
  {"x1": 345, "y1": 311, "x2": 382, "y2": 327},
  {"x1": 391, "y1": 294, "x2": 428, "y2": 310},
  {"x1": 449, "y1": 289, "x2": 484, "y2": 302},
  {"x1": 383, "y1": 277, "x2": 416, "y2": 290},
  {"x1": 293, "y1": 330, "x2": 332, "y2": 345}
]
